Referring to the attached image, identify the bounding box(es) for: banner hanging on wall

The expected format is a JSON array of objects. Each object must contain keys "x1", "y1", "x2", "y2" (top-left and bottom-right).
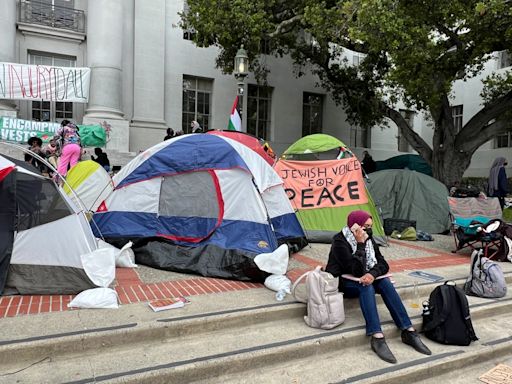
[
  {"x1": 274, "y1": 158, "x2": 369, "y2": 210},
  {"x1": 0, "y1": 62, "x2": 90, "y2": 103},
  {"x1": 0, "y1": 117, "x2": 59, "y2": 143}
]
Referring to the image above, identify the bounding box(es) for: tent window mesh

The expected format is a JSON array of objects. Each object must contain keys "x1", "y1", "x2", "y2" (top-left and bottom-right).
[
  {"x1": 15, "y1": 174, "x2": 73, "y2": 231},
  {"x1": 159, "y1": 172, "x2": 219, "y2": 218}
]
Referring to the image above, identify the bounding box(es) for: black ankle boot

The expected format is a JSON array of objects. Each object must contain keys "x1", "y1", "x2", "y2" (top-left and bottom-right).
[
  {"x1": 370, "y1": 336, "x2": 397, "y2": 364},
  {"x1": 401, "y1": 330, "x2": 432, "y2": 355}
]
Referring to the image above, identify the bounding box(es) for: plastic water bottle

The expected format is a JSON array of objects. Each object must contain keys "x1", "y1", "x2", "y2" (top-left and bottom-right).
[
  {"x1": 410, "y1": 281, "x2": 420, "y2": 309},
  {"x1": 275, "y1": 289, "x2": 287, "y2": 301}
]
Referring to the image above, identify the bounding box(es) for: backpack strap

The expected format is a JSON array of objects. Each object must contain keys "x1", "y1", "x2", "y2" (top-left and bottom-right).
[
  {"x1": 423, "y1": 282, "x2": 455, "y2": 332},
  {"x1": 437, "y1": 284, "x2": 452, "y2": 324},
  {"x1": 291, "y1": 266, "x2": 322, "y2": 304},
  {"x1": 451, "y1": 284, "x2": 479, "y2": 341}
]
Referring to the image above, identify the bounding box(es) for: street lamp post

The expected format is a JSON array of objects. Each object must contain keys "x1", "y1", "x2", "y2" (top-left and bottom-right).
[{"x1": 233, "y1": 45, "x2": 249, "y2": 128}]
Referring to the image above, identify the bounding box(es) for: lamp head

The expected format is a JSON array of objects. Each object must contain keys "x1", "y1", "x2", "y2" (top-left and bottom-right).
[{"x1": 234, "y1": 45, "x2": 249, "y2": 78}]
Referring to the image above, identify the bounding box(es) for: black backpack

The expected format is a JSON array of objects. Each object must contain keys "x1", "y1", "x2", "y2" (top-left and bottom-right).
[{"x1": 422, "y1": 282, "x2": 478, "y2": 346}]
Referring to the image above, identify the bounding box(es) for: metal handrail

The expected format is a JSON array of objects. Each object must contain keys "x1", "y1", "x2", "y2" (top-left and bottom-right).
[{"x1": 18, "y1": 0, "x2": 86, "y2": 34}]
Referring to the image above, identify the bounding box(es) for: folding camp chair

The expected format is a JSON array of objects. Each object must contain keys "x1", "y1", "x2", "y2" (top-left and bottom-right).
[{"x1": 447, "y1": 197, "x2": 503, "y2": 259}]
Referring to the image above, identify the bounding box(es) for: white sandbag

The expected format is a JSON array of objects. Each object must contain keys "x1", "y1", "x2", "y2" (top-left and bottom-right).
[
  {"x1": 264, "y1": 274, "x2": 291, "y2": 294},
  {"x1": 98, "y1": 239, "x2": 138, "y2": 268},
  {"x1": 81, "y1": 248, "x2": 116, "y2": 287},
  {"x1": 254, "y1": 244, "x2": 289, "y2": 275},
  {"x1": 68, "y1": 287, "x2": 119, "y2": 309},
  {"x1": 117, "y1": 241, "x2": 137, "y2": 268}
]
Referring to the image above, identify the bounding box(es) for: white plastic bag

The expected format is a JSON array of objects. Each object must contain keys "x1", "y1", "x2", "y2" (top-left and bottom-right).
[
  {"x1": 98, "y1": 239, "x2": 138, "y2": 268},
  {"x1": 81, "y1": 248, "x2": 116, "y2": 287},
  {"x1": 254, "y1": 244, "x2": 289, "y2": 275},
  {"x1": 68, "y1": 287, "x2": 119, "y2": 309},
  {"x1": 264, "y1": 274, "x2": 292, "y2": 294}
]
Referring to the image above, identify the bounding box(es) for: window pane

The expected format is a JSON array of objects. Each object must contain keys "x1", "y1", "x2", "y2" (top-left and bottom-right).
[
  {"x1": 246, "y1": 85, "x2": 272, "y2": 139},
  {"x1": 248, "y1": 85, "x2": 257, "y2": 97},
  {"x1": 182, "y1": 76, "x2": 213, "y2": 128},
  {"x1": 303, "y1": 92, "x2": 323, "y2": 135},
  {"x1": 198, "y1": 92, "x2": 205, "y2": 114},
  {"x1": 204, "y1": 93, "x2": 210, "y2": 115},
  {"x1": 247, "y1": 119, "x2": 257, "y2": 136}
]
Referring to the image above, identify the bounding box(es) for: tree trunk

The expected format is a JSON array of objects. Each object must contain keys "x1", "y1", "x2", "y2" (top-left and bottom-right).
[
  {"x1": 431, "y1": 147, "x2": 473, "y2": 187},
  {"x1": 429, "y1": 97, "x2": 477, "y2": 186}
]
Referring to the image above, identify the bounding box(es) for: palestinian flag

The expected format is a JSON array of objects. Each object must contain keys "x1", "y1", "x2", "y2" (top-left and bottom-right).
[{"x1": 228, "y1": 97, "x2": 242, "y2": 131}]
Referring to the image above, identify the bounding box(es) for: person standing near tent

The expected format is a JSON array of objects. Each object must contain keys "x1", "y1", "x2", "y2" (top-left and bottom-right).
[
  {"x1": 488, "y1": 157, "x2": 509, "y2": 210},
  {"x1": 164, "y1": 128, "x2": 174, "y2": 141},
  {"x1": 91, "y1": 148, "x2": 111, "y2": 172},
  {"x1": 43, "y1": 138, "x2": 59, "y2": 174},
  {"x1": 55, "y1": 122, "x2": 81, "y2": 179},
  {"x1": 191, "y1": 120, "x2": 203, "y2": 133},
  {"x1": 361, "y1": 151, "x2": 377, "y2": 174},
  {"x1": 325, "y1": 210, "x2": 431, "y2": 364},
  {"x1": 25, "y1": 136, "x2": 45, "y2": 172}
]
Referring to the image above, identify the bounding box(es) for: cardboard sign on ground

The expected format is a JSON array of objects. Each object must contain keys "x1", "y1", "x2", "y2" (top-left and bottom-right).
[{"x1": 479, "y1": 363, "x2": 512, "y2": 384}]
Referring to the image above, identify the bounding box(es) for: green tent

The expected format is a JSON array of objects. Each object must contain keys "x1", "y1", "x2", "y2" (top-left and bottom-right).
[
  {"x1": 367, "y1": 169, "x2": 450, "y2": 234},
  {"x1": 276, "y1": 134, "x2": 386, "y2": 244},
  {"x1": 282, "y1": 133, "x2": 354, "y2": 160}
]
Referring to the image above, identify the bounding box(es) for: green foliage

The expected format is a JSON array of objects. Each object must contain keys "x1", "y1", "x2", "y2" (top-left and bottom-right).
[
  {"x1": 182, "y1": 0, "x2": 512, "y2": 131},
  {"x1": 482, "y1": 71, "x2": 512, "y2": 105},
  {"x1": 182, "y1": 0, "x2": 512, "y2": 184}
]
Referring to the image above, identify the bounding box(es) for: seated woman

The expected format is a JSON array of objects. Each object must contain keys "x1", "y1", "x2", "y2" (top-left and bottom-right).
[{"x1": 325, "y1": 210, "x2": 431, "y2": 364}]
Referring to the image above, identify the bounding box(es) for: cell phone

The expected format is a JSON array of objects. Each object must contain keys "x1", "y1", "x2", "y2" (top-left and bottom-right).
[{"x1": 350, "y1": 223, "x2": 361, "y2": 232}]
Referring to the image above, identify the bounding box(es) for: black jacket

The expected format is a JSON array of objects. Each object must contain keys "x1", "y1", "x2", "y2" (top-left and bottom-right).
[
  {"x1": 325, "y1": 231, "x2": 389, "y2": 291},
  {"x1": 92, "y1": 153, "x2": 110, "y2": 167}
]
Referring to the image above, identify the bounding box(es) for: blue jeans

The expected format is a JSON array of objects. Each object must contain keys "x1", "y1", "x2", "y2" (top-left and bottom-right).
[{"x1": 343, "y1": 277, "x2": 412, "y2": 336}]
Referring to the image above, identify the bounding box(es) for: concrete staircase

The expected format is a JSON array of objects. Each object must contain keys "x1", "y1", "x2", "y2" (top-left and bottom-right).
[
  {"x1": 1, "y1": 272, "x2": 512, "y2": 384},
  {"x1": 0, "y1": 143, "x2": 136, "y2": 169}
]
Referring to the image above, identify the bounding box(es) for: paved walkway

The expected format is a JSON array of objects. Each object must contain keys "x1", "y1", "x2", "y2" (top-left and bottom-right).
[{"x1": 0, "y1": 236, "x2": 470, "y2": 318}]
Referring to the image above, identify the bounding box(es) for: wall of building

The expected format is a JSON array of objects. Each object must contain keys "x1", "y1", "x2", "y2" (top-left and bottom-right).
[{"x1": 2, "y1": 0, "x2": 510, "y2": 178}]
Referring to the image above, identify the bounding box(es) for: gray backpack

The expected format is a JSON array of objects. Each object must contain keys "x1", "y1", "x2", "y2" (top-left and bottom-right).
[
  {"x1": 292, "y1": 266, "x2": 345, "y2": 329},
  {"x1": 464, "y1": 249, "x2": 507, "y2": 298}
]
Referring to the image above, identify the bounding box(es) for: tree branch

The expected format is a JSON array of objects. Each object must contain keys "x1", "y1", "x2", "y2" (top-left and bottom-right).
[
  {"x1": 436, "y1": 24, "x2": 464, "y2": 51},
  {"x1": 383, "y1": 103, "x2": 433, "y2": 163},
  {"x1": 268, "y1": 15, "x2": 303, "y2": 38},
  {"x1": 457, "y1": 89, "x2": 512, "y2": 150},
  {"x1": 460, "y1": 119, "x2": 511, "y2": 153}
]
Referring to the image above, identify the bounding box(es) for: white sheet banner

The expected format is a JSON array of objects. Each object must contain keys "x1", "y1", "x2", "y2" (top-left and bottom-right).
[{"x1": 0, "y1": 62, "x2": 90, "y2": 103}]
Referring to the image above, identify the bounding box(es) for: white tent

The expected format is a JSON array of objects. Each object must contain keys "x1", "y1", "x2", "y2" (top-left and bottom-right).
[{"x1": 0, "y1": 153, "x2": 105, "y2": 295}]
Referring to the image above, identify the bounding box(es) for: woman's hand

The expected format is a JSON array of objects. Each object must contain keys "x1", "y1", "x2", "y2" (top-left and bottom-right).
[
  {"x1": 351, "y1": 224, "x2": 368, "y2": 243},
  {"x1": 360, "y1": 273, "x2": 375, "y2": 286}
]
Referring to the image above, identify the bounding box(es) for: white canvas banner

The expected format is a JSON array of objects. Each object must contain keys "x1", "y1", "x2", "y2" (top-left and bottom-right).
[{"x1": 0, "y1": 62, "x2": 90, "y2": 103}]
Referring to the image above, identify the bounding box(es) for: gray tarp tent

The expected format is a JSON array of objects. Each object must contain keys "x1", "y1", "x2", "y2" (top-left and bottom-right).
[{"x1": 367, "y1": 169, "x2": 450, "y2": 234}]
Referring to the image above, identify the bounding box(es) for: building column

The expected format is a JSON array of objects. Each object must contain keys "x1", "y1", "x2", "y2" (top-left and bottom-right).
[
  {"x1": 129, "y1": 0, "x2": 167, "y2": 151},
  {"x1": 0, "y1": 0, "x2": 17, "y2": 116},
  {"x1": 83, "y1": 0, "x2": 129, "y2": 152}
]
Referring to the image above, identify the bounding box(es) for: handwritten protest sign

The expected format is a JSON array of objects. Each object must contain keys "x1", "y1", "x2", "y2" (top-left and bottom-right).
[
  {"x1": 0, "y1": 62, "x2": 90, "y2": 102},
  {"x1": 0, "y1": 117, "x2": 59, "y2": 144},
  {"x1": 275, "y1": 158, "x2": 368, "y2": 210}
]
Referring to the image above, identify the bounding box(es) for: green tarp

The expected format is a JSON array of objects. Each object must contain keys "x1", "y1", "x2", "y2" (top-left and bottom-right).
[
  {"x1": 375, "y1": 154, "x2": 433, "y2": 176},
  {"x1": 367, "y1": 169, "x2": 450, "y2": 234},
  {"x1": 78, "y1": 124, "x2": 107, "y2": 147}
]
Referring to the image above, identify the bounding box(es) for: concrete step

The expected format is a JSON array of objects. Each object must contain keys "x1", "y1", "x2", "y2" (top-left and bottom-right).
[
  {"x1": 211, "y1": 316, "x2": 512, "y2": 384},
  {"x1": 1, "y1": 279, "x2": 512, "y2": 383},
  {"x1": 0, "y1": 275, "x2": 484, "y2": 366}
]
